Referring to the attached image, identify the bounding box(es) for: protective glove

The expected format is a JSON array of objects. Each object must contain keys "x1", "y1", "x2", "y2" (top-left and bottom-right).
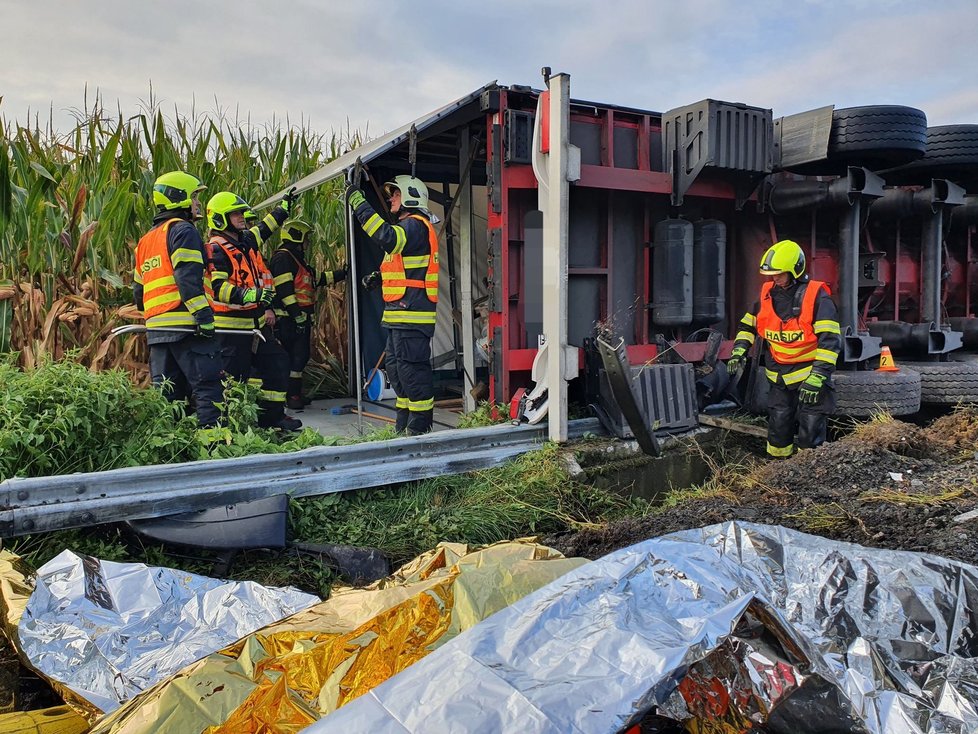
[
  {"x1": 259, "y1": 287, "x2": 275, "y2": 307},
  {"x1": 282, "y1": 186, "x2": 299, "y2": 213},
  {"x1": 362, "y1": 270, "x2": 381, "y2": 291},
  {"x1": 242, "y1": 288, "x2": 259, "y2": 306},
  {"x1": 195, "y1": 320, "x2": 216, "y2": 338},
  {"x1": 295, "y1": 311, "x2": 309, "y2": 332},
  {"x1": 347, "y1": 186, "x2": 366, "y2": 210},
  {"x1": 799, "y1": 372, "x2": 827, "y2": 405},
  {"x1": 332, "y1": 266, "x2": 348, "y2": 282},
  {"x1": 726, "y1": 346, "x2": 748, "y2": 376}
]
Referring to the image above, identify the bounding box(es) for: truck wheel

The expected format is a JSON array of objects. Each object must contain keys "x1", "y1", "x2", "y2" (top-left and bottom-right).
[
  {"x1": 901, "y1": 360, "x2": 978, "y2": 405},
  {"x1": 827, "y1": 105, "x2": 928, "y2": 169},
  {"x1": 832, "y1": 369, "x2": 921, "y2": 417}
]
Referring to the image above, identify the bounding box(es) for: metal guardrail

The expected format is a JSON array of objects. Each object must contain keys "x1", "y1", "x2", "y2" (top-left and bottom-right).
[{"x1": 0, "y1": 419, "x2": 604, "y2": 537}]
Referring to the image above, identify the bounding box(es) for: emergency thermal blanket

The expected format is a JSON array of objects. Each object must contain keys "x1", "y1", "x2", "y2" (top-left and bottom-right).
[
  {"x1": 307, "y1": 522, "x2": 978, "y2": 734},
  {"x1": 17, "y1": 550, "x2": 319, "y2": 716}
]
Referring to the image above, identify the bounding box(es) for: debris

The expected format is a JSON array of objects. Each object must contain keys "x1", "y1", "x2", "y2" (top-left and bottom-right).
[{"x1": 889, "y1": 471, "x2": 904, "y2": 482}]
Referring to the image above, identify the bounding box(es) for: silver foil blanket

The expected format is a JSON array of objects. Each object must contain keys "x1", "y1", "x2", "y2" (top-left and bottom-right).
[
  {"x1": 308, "y1": 522, "x2": 978, "y2": 734},
  {"x1": 19, "y1": 550, "x2": 319, "y2": 714}
]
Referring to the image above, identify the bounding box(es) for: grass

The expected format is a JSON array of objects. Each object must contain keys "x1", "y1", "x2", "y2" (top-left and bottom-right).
[{"x1": 456, "y1": 401, "x2": 507, "y2": 429}]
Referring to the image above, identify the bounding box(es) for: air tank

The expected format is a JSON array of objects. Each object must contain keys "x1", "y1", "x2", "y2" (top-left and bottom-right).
[
  {"x1": 651, "y1": 218, "x2": 693, "y2": 327},
  {"x1": 692, "y1": 220, "x2": 726, "y2": 324}
]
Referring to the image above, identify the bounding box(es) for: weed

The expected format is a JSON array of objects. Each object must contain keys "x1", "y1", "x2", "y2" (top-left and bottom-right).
[{"x1": 456, "y1": 402, "x2": 507, "y2": 429}]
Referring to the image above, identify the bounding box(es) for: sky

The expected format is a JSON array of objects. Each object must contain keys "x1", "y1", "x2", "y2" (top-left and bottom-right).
[{"x1": 2, "y1": 0, "x2": 977, "y2": 141}]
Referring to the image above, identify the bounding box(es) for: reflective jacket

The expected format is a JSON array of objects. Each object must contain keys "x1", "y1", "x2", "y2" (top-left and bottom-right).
[
  {"x1": 352, "y1": 201, "x2": 438, "y2": 336},
  {"x1": 733, "y1": 279, "x2": 842, "y2": 387},
  {"x1": 133, "y1": 216, "x2": 214, "y2": 338},
  {"x1": 271, "y1": 243, "x2": 315, "y2": 317},
  {"x1": 207, "y1": 234, "x2": 274, "y2": 330}
]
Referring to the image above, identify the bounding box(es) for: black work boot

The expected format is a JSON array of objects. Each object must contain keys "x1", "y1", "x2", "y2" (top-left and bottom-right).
[{"x1": 287, "y1": 395, "x2": 305, "y2": 411}]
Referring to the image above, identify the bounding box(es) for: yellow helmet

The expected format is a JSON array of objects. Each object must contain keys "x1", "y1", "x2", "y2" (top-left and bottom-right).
[
  {"x1": 759, "y1": 239, "x2": 806, "y2": 279},
  {"x1": 383, "y1": 175, "x2": 429, "y2": 211},
  {"x1": 281, "y1": 219, "x2": 311, "y2": 244},
  {"x1": 206, "y1": 191, "x2": 251, "y2": 231},
  {"x1": 153, "y1": 171, "x2": 205, "y2": 211}
]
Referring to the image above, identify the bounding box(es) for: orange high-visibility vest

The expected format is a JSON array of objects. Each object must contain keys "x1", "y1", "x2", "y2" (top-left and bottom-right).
[
  {"x1": 755, "y1": 280, "x2": 827, "y2": 364},
  {"x1": 380, "y1": 214, "x2": 439, "y2": 303},
  {"x1": 207, "y1": 235, "x2": 273, "y2": 311},
  {"x1": 135, "y1": 219, "x2": 213, "y2": 329},
  {"x1": 279, "y1": 249, "x2": 316, "y2": 307}
]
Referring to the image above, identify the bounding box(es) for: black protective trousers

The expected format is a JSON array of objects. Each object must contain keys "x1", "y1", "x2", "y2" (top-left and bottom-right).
[
  {"x1": 218, "y1": 328, "x2": 290, "y2": 425},
  {"x1": 384, "y1": 328, "x2": 434, "y2": 435},
  {"x1": 766, "y1": 378, "x2": 836, "y2": 457},
  {"x1": 275, "y1": 316, "x2": 312, "y2": 399},
  {"x1": 149, "y1": 335, "x2": 224, "y2": 428}
]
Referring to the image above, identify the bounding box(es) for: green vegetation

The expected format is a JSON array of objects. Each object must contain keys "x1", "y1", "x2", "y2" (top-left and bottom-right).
[{"x1": 456, "y1": 401, "x2": 508, "y2": 429}]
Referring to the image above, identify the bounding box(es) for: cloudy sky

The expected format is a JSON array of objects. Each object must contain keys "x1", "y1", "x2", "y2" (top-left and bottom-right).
[{"x1": 2, "y1": 0, "x2": 976, "y2": 139}]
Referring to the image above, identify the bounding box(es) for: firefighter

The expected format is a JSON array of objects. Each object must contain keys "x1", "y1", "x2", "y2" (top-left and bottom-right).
[
  {"x1": 727, "y1": 239, "x2": 842, "y2": 457},
  {"x1": 347, "y1": 175, "x2": 438, "y2": 434},
  {"x1": 133, "y1": 171, "x2": 224, "y2": 432},
  {"x1": 205, "y1": 189, "x2": 302, "y2": 431},
  {"x1": 269, "y1": 219, "x2": 348, "y2": 409}
]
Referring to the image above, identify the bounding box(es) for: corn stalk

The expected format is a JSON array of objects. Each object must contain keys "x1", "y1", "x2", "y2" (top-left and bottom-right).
[{"x1": 1, "y1": 92, "x2": 351, "y2": 387}]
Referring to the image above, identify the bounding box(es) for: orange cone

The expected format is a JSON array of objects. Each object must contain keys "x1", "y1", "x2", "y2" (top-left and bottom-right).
[{"x1": 877, "y1": 345, "x2": 899, "y2": 372}]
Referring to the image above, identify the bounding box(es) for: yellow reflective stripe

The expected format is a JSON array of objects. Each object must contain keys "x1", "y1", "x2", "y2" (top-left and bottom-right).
[
  {"x1": 742, "y1": 313, "x2": 756, "y2": 327},
  {"x1": 171, "y1": 248, "x2": 203, "y2": 266},
  {"x1": 767, "y1": 442, "x2": 794, "y2": 457},
  {"x1": 283, "y1": 294, "x2": 298, "y2": 305},
  {"x1": 211, "y1": 270, "x2": 230, "y2": 280},
  {"x1": 324, "y1": 271, "x2": 336, "y2": 286},
  {"x1": 395, "y1": 397, "x2": 410, "y2": 409},
  {"x1": 185, "y1": 295, "x2": 209, "y2": 313},
  {"x1": 735, "y1": 331, "x2": 756, "y2": 344},
  {"x1": 815, "y1": 349, "x2": 838, "y2": 365},
  {"x1": 214, "y1": 314, "x2": 258, "y2": 329},
  {"x1": 364, "y1": 213, "x2": 385, "y2": 237},
  {"x1": 248, "y1": 377, "x2": 263, "y2": 388},
  {"x1": 144, "y1": 274, "x2": 176, "y2": 289},
  {"x1": 392, "y1": 227, "x2": 407, "y2": 254},
  {"x1": 402, "y1": 255, "x2": 430, "y2": 268},
  {"x1": 382, "y1": 310, "x2": 436, "y2": 324},
  {"x1": 765, "y1": 368, "x2": 779, "y2": 383},
  {"x1": 146, "y1": 312, "x2": 196, "y2": 328},
  {"x1": 769, "y1": 341, "x2": 817, "y2": 357},
  {"x1": 273, "y1": 272, "x2": 293, "y2": 286},
  {"x1": 782, "y1": 365, "x2": 812, "y2": 385},
  {"x1": 814, "y1": 320, "x2": 841, "y2": 334},
  {"x1": 274, "y1": 308, "x2": 288, "y2": 316},
  {"x1": 289, "y1": 371, "x2": 303, "y2": 379},
  {"x1": 408, "y1": 398, "x2": 434, "y2": 412},
  {"x1": 218, "y1": 282, "x2": 235, "y2": 302},
  {"x1": 144, "y1": 292, "x2": 181, "y2": 310},
  {"x1": 261, "y1": 390, "x2": 286, "y2": 402},
  {"x1": 133, "y1": 268, "x2": 143, "y2": 284}
]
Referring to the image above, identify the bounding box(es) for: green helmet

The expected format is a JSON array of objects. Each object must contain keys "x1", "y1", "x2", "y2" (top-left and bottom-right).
[
  {"x1": 759, "y1": 239, "x2": 805, "y2": 279},
  {"x1": 281, "y1": 219, "x2": 311, "y2": 244},
  {"x1": 153, "y1": 171, "x2": 205, "y2": 211},
  {"x1": 206, "y1": 191, "x2": 251, "y2": 231},
  {"x1": 383, "y1": 175, "x2": 429, "y2": 211}
]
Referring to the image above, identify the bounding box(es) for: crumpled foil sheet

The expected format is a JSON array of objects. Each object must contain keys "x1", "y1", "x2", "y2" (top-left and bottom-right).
[
  {"x1": 308, "y1": 522, "x2": 978, "y2": 734},
  {"x1": 18, "y1": 550, "x2": 319, "y2": 716},
  {"x1": 89, "y1": 540, "x2": 584, "y2": 734}
]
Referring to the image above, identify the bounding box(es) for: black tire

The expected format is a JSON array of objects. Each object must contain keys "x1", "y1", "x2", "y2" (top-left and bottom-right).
[
  {"x1": 787, "y1": 106, "x2": 928, "y2": 175},
  {"x1": 885, "y1": 125, "x2": 978, "y2": 185},
  {"x1": 832, "y1": 369, "x2": 921, "y2": 417},
  {"x1": 901, "y1": 360, "x2": 978, "y2": 405}
]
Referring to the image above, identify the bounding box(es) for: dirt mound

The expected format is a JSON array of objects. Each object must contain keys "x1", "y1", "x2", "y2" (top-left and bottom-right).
[{"x1": 546, "y1": 416, "x2": 978, "y2": 566}]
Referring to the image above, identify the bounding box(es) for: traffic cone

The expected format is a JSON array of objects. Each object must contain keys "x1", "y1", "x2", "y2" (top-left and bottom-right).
[{"x1": 877, "y1": 345, "x2": 899, "y2": 372}]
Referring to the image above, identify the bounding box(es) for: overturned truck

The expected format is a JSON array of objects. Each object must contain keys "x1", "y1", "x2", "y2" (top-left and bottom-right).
[{"x1": 276, "y1": 74, "x2": 978, "y2": 435}]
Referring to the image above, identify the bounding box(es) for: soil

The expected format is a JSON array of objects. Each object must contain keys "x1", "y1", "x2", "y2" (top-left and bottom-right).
[{"x1": 544, "y1": 410, "x2": 978, "y2": 565}]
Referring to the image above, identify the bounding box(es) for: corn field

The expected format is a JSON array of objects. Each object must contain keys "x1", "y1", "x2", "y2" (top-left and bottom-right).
[{"x1": 0, "y1": 92, "x2": 351, "y2": 392}]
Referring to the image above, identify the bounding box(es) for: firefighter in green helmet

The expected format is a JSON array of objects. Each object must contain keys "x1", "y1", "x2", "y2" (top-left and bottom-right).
[
  {"x1": 347, "y1": 175, "x2": 439, "y2": 435},
  {"x1": 727, "y1": 239, "x2": 842, "y2": 457},
  {"x1": 133, "y1": 171, "x2": 223, "y2": 433},
  {"x1": 205, "y1": 188, "x2": 302, "y2": 431},
  {"x1": 269, "y1": 219, "x2": 348, "y2": 409}
]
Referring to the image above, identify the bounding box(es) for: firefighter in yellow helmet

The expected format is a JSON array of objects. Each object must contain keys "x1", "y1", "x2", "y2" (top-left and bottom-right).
[
  {"x1": 727, "y1": 240, "x2": 842, "y2": 457},
  {"x1": 133, "y1": 171, "x2": 223, "y2": 429},
  {"x1": 269, "y1": 219, "x2": 348, "y2": 409},
  {"x1": 347, "y1": 175, "x2": 438, "y2": 434},
  {"x1": 205, "y1": 188, "x2": 301, "y2": 431}
]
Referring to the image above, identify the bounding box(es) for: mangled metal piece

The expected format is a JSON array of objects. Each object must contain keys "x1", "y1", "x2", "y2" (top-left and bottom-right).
[
  {"x1": 17, "y1": 550, "x2": 319, "y2": 716},
  {"x1": 308, "y1": 522, "x2": 978, "y2": 734}
]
